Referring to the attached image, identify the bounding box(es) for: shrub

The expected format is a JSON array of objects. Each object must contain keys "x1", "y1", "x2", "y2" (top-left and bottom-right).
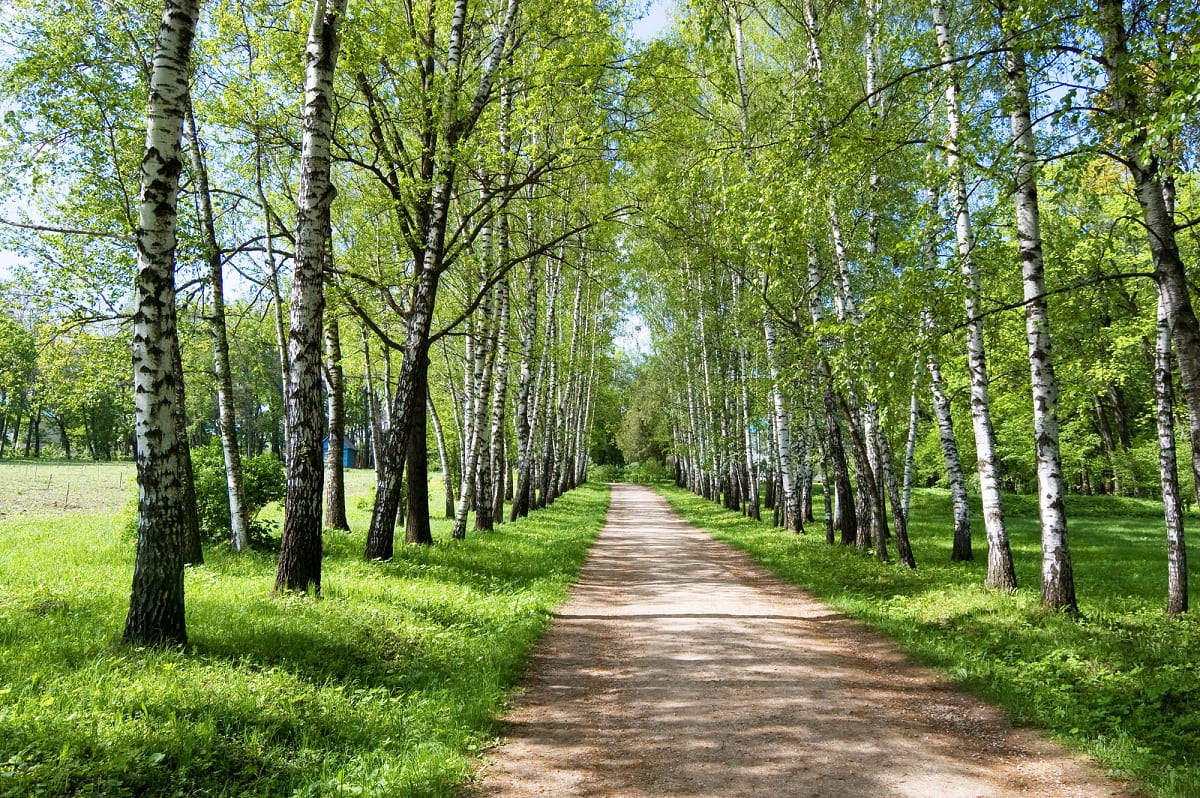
[
  {"x1": 588, "y1": 463, "x2": 625, "y2": 483},
  {"x1": 624, "y1": 460, "x2": 671, "y2": 485},
  {"x1": 192, "y1": 441, "x2": 285, "y2": 549}
]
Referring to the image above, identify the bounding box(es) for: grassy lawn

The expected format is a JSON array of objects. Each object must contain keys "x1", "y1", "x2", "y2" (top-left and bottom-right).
[
  {"x1": 0, "y1": 459, "x2": 609, "y2": 796},
  {"x1": 658, "y1": 483, "x2": 1200, "y2": 798}
]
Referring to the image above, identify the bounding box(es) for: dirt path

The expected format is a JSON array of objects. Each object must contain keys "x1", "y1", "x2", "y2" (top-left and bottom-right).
[{"x1": 475, "y1": 484, "x2": 1131, "y2": 797}]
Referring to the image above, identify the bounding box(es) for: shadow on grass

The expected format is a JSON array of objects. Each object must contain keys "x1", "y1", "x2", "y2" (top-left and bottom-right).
[{"x1": 0, "y1": 483, "x2": 611, "y2": 797}]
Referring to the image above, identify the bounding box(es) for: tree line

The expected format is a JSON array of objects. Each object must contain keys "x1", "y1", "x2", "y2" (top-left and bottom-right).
[
  {"x1": 0, "y1": 0, "x2": 630, "y2": 646},
  {"x1": 619, "y1": 0, "x2": 1198, "y2": 616}
]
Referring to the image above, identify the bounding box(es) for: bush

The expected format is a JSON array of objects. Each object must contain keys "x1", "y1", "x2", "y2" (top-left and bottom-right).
[
  {"x1": 624, "y1": 460, "x2": 672, "y2": 485},
  {"x1": 192, "y1": 441, "x2": 285, "y2": 549},
  {"x1": 588, "y1": 463, "x2": 625, "y2": 483}
]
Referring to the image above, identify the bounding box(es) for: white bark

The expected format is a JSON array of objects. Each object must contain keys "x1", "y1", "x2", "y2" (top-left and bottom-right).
[
  {"x1": 931, "y1": 0, "x2": 1015, "y2": 589},
  {"x1": 277, "y1": 0, "x2": 347, "y2": 592},
  {"x1": 184, "y1": 102, "x2": 249, "y2": 552},
  {"x1": 1002, "y1": 16, "x2": 1075, "y2": 611},
  {"x1": 1154, "y1": 292, "x2": 1188, "y2": 614},
  {"x1": 124, "y1": 0, "x2": 201, "y2": 647},
  {"x1": 901, "y1": 374, "x2": 920, "y2": 522}
]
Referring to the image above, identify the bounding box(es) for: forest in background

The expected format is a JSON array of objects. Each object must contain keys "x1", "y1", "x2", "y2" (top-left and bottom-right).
[{"x1": 0, "y1": 0, "x2": 1198, "y2": 644}]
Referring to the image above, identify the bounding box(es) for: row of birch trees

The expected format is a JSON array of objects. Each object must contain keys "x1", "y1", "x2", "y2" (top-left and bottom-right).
[
  {"x1": 0, "y1": 0, "x2": 627, "y2": 645},
  {"x1": 623, "y1": 0, "x2": 1199, "y2": 616}
]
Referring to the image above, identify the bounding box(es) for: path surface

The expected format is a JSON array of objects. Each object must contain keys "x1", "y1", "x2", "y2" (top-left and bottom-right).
[{"x1": 475, "y1": 484, "x2": 1130, "y2": 797}]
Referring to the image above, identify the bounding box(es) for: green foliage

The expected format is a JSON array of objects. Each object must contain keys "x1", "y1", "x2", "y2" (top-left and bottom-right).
[
  {"x1": 191, "y1": 441, "x2": 284, "y2": 549},
  {"x1": 623, "y1": 460, "x2": 672, "y2": 485},
  {"x1": 0, "y1": 462, "x2": 610, "y2": 796},
  {"x1": 588, "y1": 462, "x2": 625, "y2": 482},
  {"x1": 660, "y1": 484, "x2": 1200, "y2": 797}
]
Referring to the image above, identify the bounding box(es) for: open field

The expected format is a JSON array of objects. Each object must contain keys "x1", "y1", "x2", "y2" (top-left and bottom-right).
[
  {"x1": 0, "y1": 459, "x2": 138, "y2": 518},
  {"x1": 0, "y1": 459, "x2": 609, "y2": 796},
  {"x1": 660, "y1": 484, "x2": 1200, "y2": 798}
]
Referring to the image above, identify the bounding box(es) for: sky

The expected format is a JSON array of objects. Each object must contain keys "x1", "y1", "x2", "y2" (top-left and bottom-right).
[{"x1": 630, "y1": 0, "x2": 673, "y2": 41}]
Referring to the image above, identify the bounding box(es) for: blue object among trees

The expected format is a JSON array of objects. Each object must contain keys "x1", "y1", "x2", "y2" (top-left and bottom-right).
[{"x1": 322, "y1": 437, "x2": 358, "y2": 468}]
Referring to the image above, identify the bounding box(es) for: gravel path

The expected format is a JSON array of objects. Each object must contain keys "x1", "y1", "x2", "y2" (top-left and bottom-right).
[{"x1": 474, "y1": 483, "x2": 1132, "y2": 797}]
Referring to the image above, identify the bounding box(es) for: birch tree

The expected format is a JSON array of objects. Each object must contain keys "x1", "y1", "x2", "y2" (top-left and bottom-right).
[
  {"x1": 124, "y1": 0, "x2": 202, "y2": 647},
  {"x1": 275, "y1": 0, "x2": 347, "y2": 594}
]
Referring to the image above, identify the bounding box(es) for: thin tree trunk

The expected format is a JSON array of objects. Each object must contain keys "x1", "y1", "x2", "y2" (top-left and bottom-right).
[
  {"x1": 927, "y1": 335, "x2": 973, "y2": 562},
  {"x1": 1097, "y1": 0, "x2": 1200, "y2": 511},
  {"x1": 510, "y1": 255, "x2": 539, "y2": 520},
  {"x1": 361, "y1": 324, "x2": 384, "y2": 479},
  {"x1": 171, "y1": 335, "x2": 203, "y2": 566},
  {"x1": 406, "y1": 351, "x2": 433, "y2": 544},
  {"x1": 1154, "y1": 292, "x2": 1187, "y2": 615},
  {"x1": 931, "y1": 0, "x2": 1016, "y2": 590},
  {"x1": 276, "y1": 0, "x2": 347, "y2": 594},
  {"x1": 324, "y1": 313, "x2": 350, "y2": 531},
  {"x1": 838, "y1": 393, "x2": 888, "y2": 563},
  {"x1": 489, "y1": 285, "x2": 512, "y2": 524},
  {"x1": 184, "y1": 100, "x2": 250, "y2": 552},
  {"x1": 255, "y1": 142, "x2": 290, "y2": 463},
  {"x1": 475, "y1": 288, "x2": 498, "y2": 532},
  {"x1": 874, "y1": 417, "x2": 916, "y2": 567},
  {"x1": 1001, "y1": 10, "x2": 1075, "y2": 612},
  {"x1": 901, "y1": 374, "x2": 920, "y2": 522},
  {"x1": 124, "y1": 0, "x2": 201, "y2": 647},
  {"x1": 454, "y1": 305, "x2": 491, "y2": 539},
  {"x1": 536, "y1": 261, "x2": 562, "y2": 509},
  {"x1": 428, "y1": 395, "x2": 455, "y2": 519}
]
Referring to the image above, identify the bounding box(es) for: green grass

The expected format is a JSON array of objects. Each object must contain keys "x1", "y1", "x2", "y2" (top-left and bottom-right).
[
  {"x1": 657, "y1": 484, "x2": 1200, "y2": 798},
  {"x1": 0, "y1": 460, "x2": 609, "y2": 796}
]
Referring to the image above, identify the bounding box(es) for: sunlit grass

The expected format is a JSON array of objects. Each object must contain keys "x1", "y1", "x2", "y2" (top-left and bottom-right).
[
  {"x1": 0, "y1": 460, "x2": 609, "y2": 796},
  {"x1": 659, "y1": 484, "x2": 1200, "y2": 798}
]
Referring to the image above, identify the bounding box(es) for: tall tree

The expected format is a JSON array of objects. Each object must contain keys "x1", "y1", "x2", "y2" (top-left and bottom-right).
[
  {"x1": 123, "y1": 0, "x2": 202, "y2": 647},
  {"x1": 999, "y1": 0, "x2": 1075, "y2": 612},
  {"x1": 183, "y1": 100, "x2": 251, "y2": 553},
  {"x1": 930, "y1": 0, "x2": 1016, "y2": 589},
  {"x1": 275, "y1": 0, "x2": 348, "y2": 594}
]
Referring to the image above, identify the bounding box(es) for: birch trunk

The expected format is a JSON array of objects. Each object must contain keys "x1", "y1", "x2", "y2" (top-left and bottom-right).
[
  {"x1": 838, "y1": 394, "x2": 888, "y2": 563},
  {"x1": 428, "y1": 395, "x2": 455, "y2": 519},
  {"x1": 1154, "y1": 292, "x2": 1188, "y2": 614},
  {"x1": 1097, "y1": 0, "x2": 1200, "y2": 511},
  {"x1": 927, "y1": 330, "x2": 974, "y2": 562},
  {"x1": 324, "y1": 313, "x2": 350, "y2": 531},
  {"x1": 536, "y1": 262, "x2": 562, "y2": 509},
  {"x1": 1002, "y1": 15, "x2": 1075, "y2": 611},
  {"x1": 405, "y1": 352, "x2": 433, "y2": 544},
  {"x1": 931, "y1": 0, "x2": 1016, "y2": 589},
  {"x1": 255, "y1": 140, "x2": 290, "y2": 461},
  {"x1": 364, "y1": 0, "x2": 520, "y2": 557},
  {"x1": 184, "y1": 101, "x2": 250, "y2": 552},
  {"x1": 276, "y1": 0, "x2": 346, "y2": 593},
  {"x1": 475, "y1": 294, "x2": 498, "y2": 532},
  {"x1": 558, "y1": 272, "x2": 584, "y2": 496},
  {"x1": 453, "y1": 317, "x2": 483, "y2": 538},
  {"x1": 901, "y1": 375, "x2": 920, "y2": 522},
  {"x1": 510, "y1": 257, "x2": 539, "y2": 520},
  {"x1": 124, "y1": 0, "x2": 201, "y2": 647},
  {"x1": 489, "y1": 286, "x2": 512, "y2": 524},
  {"x1": 576, "y1": 303, "x2": 598, "y2": 486},
  {"x1": 874, "y1": 416, "x2": 915, "y2": 567},
  {"x1": 807, "y1": 244, "x2": 856, "y2": 543},
  {"x1": 361, "y1": 325, "x2": 384, "y2": 480},
  {"x1": 171, "y1": 329, "x2": 203, "y2": 567}
]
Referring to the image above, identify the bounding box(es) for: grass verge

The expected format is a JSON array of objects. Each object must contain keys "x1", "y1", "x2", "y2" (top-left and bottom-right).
[
  {"x1": 0, "y1": 463, "x2": 608, "y2": 797},
  {"x1": 657, "y1": 483, "x2": 1200, "y2": 798}
]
